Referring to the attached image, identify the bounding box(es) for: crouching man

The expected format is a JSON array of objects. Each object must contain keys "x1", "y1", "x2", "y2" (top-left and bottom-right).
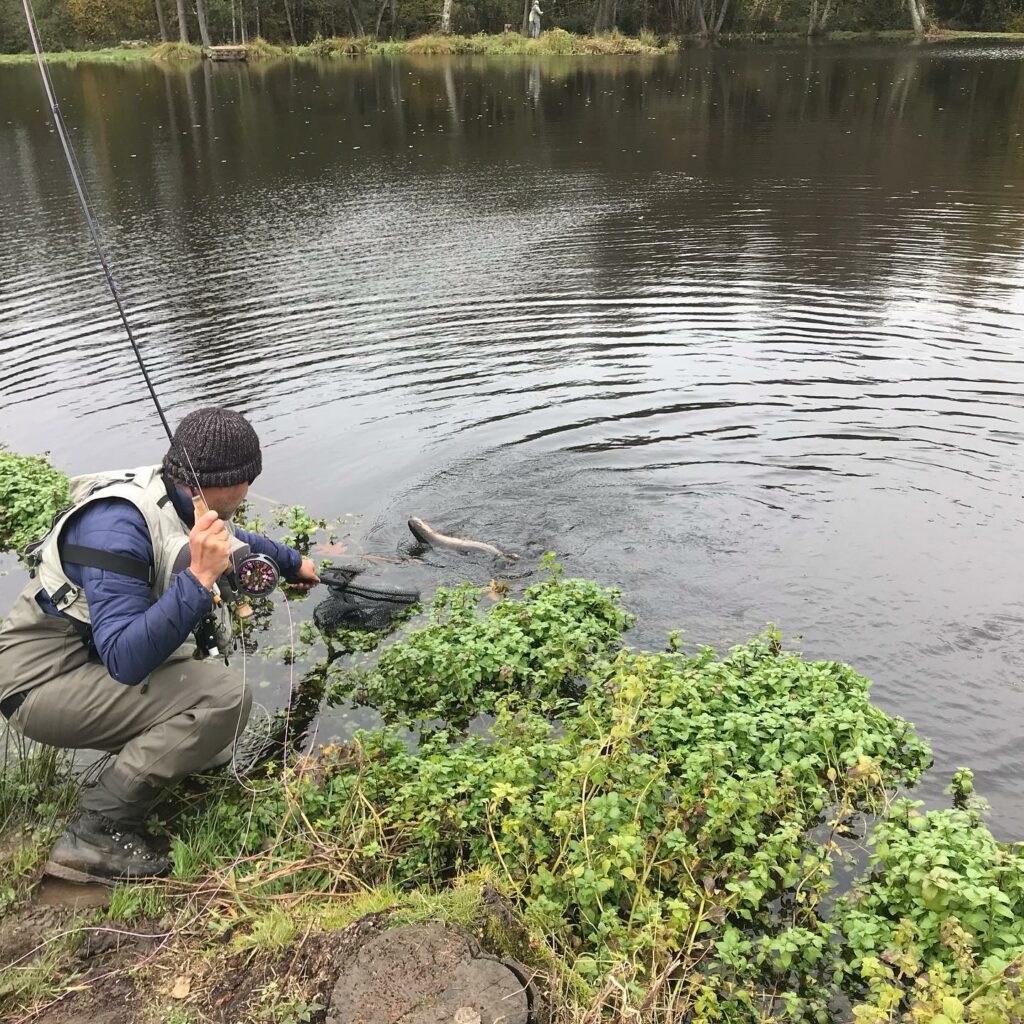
[{"x1": 0, "y1": 407, "x2": 318, "y2": 883}]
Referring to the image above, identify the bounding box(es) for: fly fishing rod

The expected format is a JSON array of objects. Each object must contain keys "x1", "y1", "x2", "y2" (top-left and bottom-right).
[
  {"x1": 21, "y1": 0, "x2": 174, "y2": 447},
  {"x1": 20, "y1": 0, "x2": 283, "y2": 645}
]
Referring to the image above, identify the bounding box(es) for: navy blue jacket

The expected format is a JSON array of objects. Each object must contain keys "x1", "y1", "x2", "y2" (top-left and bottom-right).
[{"x1": 38, "y1": 478, "x2": 302, "y2": 686}]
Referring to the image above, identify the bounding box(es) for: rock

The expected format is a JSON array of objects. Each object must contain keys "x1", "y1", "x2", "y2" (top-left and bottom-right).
[{"x1": 326, "y1": 923, "x2": 531, "y2": 1024}]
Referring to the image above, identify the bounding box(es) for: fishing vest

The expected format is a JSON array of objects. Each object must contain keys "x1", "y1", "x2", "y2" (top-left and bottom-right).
[{"x1": 29, "y1": 464, "x2": 232, "y2": 637}]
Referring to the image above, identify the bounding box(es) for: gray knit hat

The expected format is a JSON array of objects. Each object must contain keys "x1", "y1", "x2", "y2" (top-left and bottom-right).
[{"x1": 162, "y1": 407, "x2": 263, "y2": 489}]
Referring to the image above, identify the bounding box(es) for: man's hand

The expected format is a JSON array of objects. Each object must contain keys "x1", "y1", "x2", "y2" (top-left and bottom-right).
[
  {"x1": 287, "y1": 557, "x2": 321, "y2": 590},
  {"x1": 189, "y1": 510, "x2": 231, "y2": 591}
]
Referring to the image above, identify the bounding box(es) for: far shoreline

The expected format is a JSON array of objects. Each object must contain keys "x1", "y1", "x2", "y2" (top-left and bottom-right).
[{"x1": 2, "y1": 27, "x2": 1024, "y2": 65}]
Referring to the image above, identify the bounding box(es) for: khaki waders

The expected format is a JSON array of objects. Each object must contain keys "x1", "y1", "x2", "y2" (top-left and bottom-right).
[{"x1": 0, "y1": 581, "x2": 252, "y2": 824}]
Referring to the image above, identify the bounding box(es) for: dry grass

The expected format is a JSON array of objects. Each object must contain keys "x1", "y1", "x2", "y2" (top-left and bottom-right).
[{"x1": 151, "y1": 41, "x2": 203, "y2": 61}]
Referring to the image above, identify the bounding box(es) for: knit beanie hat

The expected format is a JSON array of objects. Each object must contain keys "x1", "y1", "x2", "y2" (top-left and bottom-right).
[{"x1": 162, "y1": 407, "x2": 263, "y2": 489}]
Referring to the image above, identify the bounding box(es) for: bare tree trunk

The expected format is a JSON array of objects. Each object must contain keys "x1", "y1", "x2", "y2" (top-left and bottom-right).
[
  {"x1": 240, "y1": 0, "x2": 248, "y2": 41},
  {"x1": 694, "y1": 0, "x2": 708, "y2": 35},
  {"x1": 521, "y1": 0, "x2": 530, "y2": 34},
  {"x1": 389, "y1": 0, "x2": 397, "y2": 35},
  {"x1": 907, "y1": 0, "x2": 924, "y2": 35},
  {"x1": 808, "y1": 0, "x2": 834, "y2": 33},
  {"x1": 374, "y1": 0, "x2": 387, "y2": 36},
  {"x1": 256, "y1": 0, "x2": 261, "y2": 35},
  {"x1": 283, "y1": 0, "x2": 298, "y2": 44},
  {"x1": 346, "y1": 0, "x2": 364, "y2": 33},
  {"x1": 440, "y1": 0, "x2": 452, "y2": 32},
  {"x1": 154, "y1": 0, "x2": 169, "y2": 41},
  {"x1": 175, "y1": 0, "x2": 190, "y2": 41},
  {"x1": 195, "y1": 0, "x2": 212, "y2": 46},
  {"x1": 594, "y1": 0, "x2": 616, "y2": 32},
  {"x1": 713, "y1": 0, "x2": 728, "y2": 33}
]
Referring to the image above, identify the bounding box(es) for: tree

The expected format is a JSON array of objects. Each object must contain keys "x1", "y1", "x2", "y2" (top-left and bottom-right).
[
  {"x1": 346, "y1": 0, "x2": 364, "y2": 33},
  {"x1": 440, "y1": 0, "x2": 452, "y2": 31},
  {"x1": 65, "y1": 0, "x2": 157, "y2": 40},
  {"x1": 594, "y1": 0, "x2": 616, "y2": 31},
  {"x1": 195, "y1": 0, "x2": 212, "y2": 44},
  {"x1": 175, "y1": 0, "x2": 190, "y2": 40},
  {"x1": 282, "y1": 0, "x2": 297, "y2": 43},
  {"x1": 807, "y1": 0, "x2": 836, "y2": 33},
  {"x1": 154, "y1": 0, "x2": 169, "y2": 39},
  {"x1": 907, "y1": 0, "x2": 929, "y2": 33},
  {"x1": 694, "y1": 0, "x2": 728, "y2": 34}
]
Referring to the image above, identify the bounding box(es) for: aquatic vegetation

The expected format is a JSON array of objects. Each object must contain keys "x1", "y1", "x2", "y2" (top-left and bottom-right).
[
  {"x1": 325, "y1": 554, "x2": 633, "y2": 728},
  {"x1": 836, "y1": 796, "x2": 1024, "y2": 1021},
  {"x1": 156, "y1": 558, "x2": 983, "y2": 1021},
  {"x1": 0, "y1": 448, "x2": 70, "y2": 560},
  {"x1": 271, "y1": 504, "x2": 327, "y2": 554}
]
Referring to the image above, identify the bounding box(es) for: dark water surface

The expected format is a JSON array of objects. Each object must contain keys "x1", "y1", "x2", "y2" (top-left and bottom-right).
[{"x1": 3, "y1": 45, "x2": 1024, "y2": 833}]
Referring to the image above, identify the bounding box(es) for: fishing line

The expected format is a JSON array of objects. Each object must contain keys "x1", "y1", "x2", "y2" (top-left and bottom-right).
[{"x1": 21, "y1": 0, "x2": 175, "y2": 445}]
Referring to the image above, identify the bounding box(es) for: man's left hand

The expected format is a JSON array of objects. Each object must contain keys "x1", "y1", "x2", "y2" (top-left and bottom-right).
[{"x1": 288, "y1": 557, "x2": 321, "y2": 590}]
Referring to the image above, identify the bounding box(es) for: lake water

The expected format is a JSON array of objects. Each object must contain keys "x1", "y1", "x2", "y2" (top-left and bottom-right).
[{"x1": 3, "y1": 44, "x2": 1024, "y2": 834}]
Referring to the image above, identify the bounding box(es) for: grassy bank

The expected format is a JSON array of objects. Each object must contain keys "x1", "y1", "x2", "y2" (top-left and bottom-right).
[
  {"x1": 0, "y1": 45, "x2": 158, "y2": 64},
  {"x1": 3, "y1": 27, "x2": 1024, "y2": 64}
]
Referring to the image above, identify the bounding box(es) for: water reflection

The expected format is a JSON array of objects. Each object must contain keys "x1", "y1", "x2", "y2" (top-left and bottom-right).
[{"x1": 3, "y1": 44, "x2": 1024, "y2": 833}]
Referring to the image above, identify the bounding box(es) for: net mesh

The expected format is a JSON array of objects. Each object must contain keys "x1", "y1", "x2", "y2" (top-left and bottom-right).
[{"x1": 313, "y1": 568, "x2": 421, "y2": 635}]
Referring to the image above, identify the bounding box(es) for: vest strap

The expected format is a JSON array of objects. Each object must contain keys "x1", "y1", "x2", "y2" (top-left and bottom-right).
[{"x1": 62, "y1": 544, "x2": 155, "y2": 585}]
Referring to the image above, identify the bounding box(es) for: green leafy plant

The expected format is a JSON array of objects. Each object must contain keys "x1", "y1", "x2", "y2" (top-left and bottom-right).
[
  {"x1": 0, "y1": 449, "x2": 70, "y2": 559},
  {"x1": 272, "y1": 505, "x2": 327, "y2": 554},
  {"x1": 168, "y1": 563, "x2": 936, "y2": 1021},
  {"x1": 326, "y1": 554, "x2": 633, "y2": 728},
  {"x1": 250, "y1": 980, "x2": 323, "y2": 1024},
  {"x1": 836, "y1": 794, "x2": 1024, "y2": 1021},
  {"x1": 9, "y1": 543, "x2": 1013, "y2": 1023}
]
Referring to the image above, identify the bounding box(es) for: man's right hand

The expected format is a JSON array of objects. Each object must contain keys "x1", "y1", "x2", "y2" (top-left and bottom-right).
[{"x1": 189, "y1": 509, "x2": 231, "y2": 591}]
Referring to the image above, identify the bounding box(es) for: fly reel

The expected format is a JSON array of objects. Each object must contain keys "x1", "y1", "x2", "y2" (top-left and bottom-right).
[{"x1": 227, "y1": 551, "x2": 281, "y2": 618}]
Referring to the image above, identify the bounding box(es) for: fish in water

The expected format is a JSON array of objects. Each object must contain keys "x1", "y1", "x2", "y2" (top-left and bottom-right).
[{"x1": 408, "y1": 517, "x2": 516, "y2": 561}]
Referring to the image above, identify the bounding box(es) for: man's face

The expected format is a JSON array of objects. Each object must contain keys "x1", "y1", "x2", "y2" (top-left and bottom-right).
[{"x1": 199, "y1": 481, "x2": 250, "y2": 520}]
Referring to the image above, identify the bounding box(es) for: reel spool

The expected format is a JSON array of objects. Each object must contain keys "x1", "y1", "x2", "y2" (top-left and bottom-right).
[{"x1": 228, "y1": 551, "x2": 281, "y2": 618}]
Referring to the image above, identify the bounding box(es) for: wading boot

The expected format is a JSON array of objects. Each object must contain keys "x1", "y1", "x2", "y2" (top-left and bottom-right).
[{"x1": 44, "y1": 810, "x2": 170, "y2": 884}]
